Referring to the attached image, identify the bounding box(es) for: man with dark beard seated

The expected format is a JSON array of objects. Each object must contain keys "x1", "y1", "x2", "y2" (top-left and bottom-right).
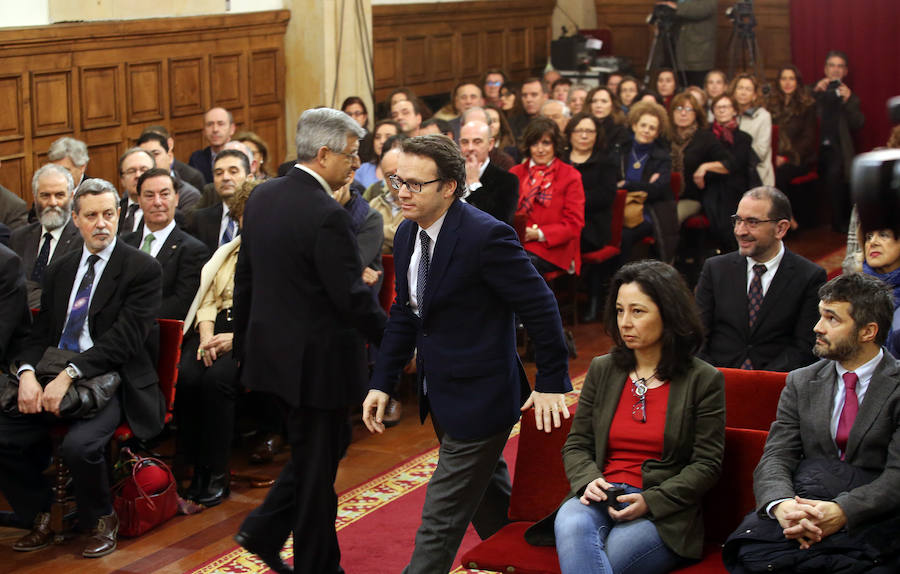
[{"x1": 10, "y1": 164, "x2": 83, "y2": 309}]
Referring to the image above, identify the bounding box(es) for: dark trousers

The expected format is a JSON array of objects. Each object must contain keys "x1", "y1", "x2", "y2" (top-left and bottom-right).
[
  {"x1": 820, "y1": 144, "x2": 850, "y2": 231},
  {"x1": 0, "y1": 393, "x2": 121, "y2": 528},
  {"x1": 404, "y1": 423, "x2": 513, "y2": 574},
  {"x1": 239, "y1": 402, "x2": 351, "y2": 574},
  {"x1": 175, "y1": 331, "x2": 241, "y2": 473},
  {"x1": 776, "y1": 162, "x2": 815, "y2": 225}
]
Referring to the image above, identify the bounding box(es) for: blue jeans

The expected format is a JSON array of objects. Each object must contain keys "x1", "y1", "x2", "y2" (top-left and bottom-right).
[{"x1": 554, "y1": 483, "x2": 684, "y2": 574}]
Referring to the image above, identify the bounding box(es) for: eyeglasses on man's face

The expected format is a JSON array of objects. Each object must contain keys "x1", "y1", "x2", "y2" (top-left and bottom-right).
[
  {"x1": 730, "y1": 215, "x2": 783, "y2": 229},
  {"x1": 388, "y1": 174, "x2": 442, "y2": 194}
]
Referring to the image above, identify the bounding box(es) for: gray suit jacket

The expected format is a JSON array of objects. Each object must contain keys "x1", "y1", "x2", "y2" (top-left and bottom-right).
[
  {"x1": 0, "y1": 185, "x2": 28, "y2": 231},
  {"x1": 9, "y1": 218, "x2": 83, "y2": 309},
  {"x1": 753, "y1": 353, "x2": 900, "y2": 531}
]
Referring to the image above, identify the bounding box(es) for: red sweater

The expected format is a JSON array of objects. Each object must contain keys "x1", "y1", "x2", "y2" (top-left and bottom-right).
[{"x1": 603, "y1": 377, "x2": 670, "y2": 488}]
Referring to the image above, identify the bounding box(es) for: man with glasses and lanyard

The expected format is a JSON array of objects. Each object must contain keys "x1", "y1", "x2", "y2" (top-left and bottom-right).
[
  {"x1": 362, "y1": 134, "x2": 572, "y2": 574},
  {"x1": 695, "y1": 186, "x2": 826, "y2": 371}
]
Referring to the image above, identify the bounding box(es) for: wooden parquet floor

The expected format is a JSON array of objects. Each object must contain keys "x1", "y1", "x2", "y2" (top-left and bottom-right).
[{"x1": 0, "y1": 225, "x2": 845, "y2": 573}]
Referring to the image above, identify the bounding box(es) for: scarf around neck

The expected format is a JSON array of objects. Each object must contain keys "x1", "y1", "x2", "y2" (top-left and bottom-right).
[
  {"x1": 519, "y1": 159, "x2": 557, "y2": 215},
  {"x1": 713, "y1": 118, "x2": 738, "y2": 145},
  {"x1": 864, "y1": 262, "x2": 900, "y2": 309}
]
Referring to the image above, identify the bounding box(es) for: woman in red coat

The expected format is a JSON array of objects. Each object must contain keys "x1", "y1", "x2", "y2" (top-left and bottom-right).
[{"x1": 511, "y1": 116, "x2": 585, "y2": 275}]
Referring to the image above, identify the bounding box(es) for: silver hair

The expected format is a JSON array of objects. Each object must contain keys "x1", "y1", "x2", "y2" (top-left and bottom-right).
[
  {"x1": 32, "y1": 163, "x2": 75, "y2": 197},
  {"x1": 73, "y1": 178, "x2": 118, "y2": 213},
  {"x1": 47, "y1": 136, "x2": 89, "y2": 166},
  {"x1": 295, "y1": 108, "x2": 366, "y2": 162},
  {"x1": 118, "y1": 147, "x2": 155, "y2": 173},
  {"x1": 541, "y1": 99, "x2": 571, "y2": 118},
  {"x1": 223, "y1": 140, "x2": 254, "y2": 165},
  {"x1": 460, "y1": 106, "x2": 491, "y2": 126}
]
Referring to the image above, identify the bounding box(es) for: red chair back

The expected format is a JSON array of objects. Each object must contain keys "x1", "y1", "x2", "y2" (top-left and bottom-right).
[
  {"x1": 513, "y1": 213, "x2": 527, "y2": 245},
  {"x1": 156, "y1": 319, "x2": 184, "y2": 414},
  {"x1": 378, "y1": 254, "x2": 396, "y2": 313},
  {"x1": 608, "y1": 188, "x2": 627, "y2": 249},
  {"x1": 670, "y1": 172, "x2": 682, "y2": 201},
  {"x1": 771, "y1": 124, "x2": 780, "y2": 172},
  {"x1": 719, "y1": 367, "x2": 787, "y2": 431}
]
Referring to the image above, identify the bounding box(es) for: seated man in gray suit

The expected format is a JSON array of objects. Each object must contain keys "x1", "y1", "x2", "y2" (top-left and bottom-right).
[
  {"x1": 10, "y1": 164, "x2": 83, "y2": 308},
  {"x1": 725, "y1": 273, "x2": 900, "y2": 571}
]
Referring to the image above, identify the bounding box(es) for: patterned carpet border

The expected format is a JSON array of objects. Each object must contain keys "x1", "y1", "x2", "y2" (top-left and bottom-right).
[{"x1": 189, "y1": 372, "x2": 586, "y2": 573}]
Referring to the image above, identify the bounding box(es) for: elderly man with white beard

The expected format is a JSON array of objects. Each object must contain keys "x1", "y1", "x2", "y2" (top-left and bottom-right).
[{"x1": 10, "y1": 164, "x2": 84, "y2": 308}]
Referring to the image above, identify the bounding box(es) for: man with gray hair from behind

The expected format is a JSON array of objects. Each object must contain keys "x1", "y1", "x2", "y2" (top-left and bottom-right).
[
  {"x1": 232, "y1": 108, "x2": 387, "y2": 574},
  {"x1": 47, "y1": 136, "x2": 90, "y2": 187}
]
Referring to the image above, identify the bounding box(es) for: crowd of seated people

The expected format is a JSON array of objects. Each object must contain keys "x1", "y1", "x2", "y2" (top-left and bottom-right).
[{"x1": 0, "y1": 44, "x2": 894, "y2": 570}]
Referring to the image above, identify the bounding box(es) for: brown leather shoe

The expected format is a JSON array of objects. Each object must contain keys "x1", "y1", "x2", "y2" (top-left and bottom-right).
[
  {"x1": 12, "y1": 512, "x2": 52, "y2": 552},
  {"x1": 249, "y1": 433, "x2": 284, "y2": 464},
  {"x1": 383, "y1": 398, "x2": 402, "y2": 428},
  {"x1": 82, "y1": 512, "x2": 118, "y2": 558}
]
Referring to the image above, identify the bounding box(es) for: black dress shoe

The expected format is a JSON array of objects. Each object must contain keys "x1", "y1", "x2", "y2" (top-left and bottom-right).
[
  {"x1": 249, "y1": 433, "x2": 284, "y2": 464},
  {"x1": 183, "y1": 466, "x2": 210, "y2": 502},
  {"x1": 195, "y1": 472, "x2": 231, "y2": 507},
  {"x1": 234, "y1": 531, "x2": 293, "y2": 574}
]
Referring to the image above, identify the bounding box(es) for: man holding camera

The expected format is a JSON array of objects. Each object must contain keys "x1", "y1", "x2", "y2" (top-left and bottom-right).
[
  {"x1": 814, "y1": 50, "x2": 865, "y2": 233},
  {"x1": 656, "y1": 0, "x2": 717, "y2": 87}
]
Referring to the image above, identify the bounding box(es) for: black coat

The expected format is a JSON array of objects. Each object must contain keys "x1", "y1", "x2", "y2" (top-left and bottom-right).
[
  {"x1": 466, "y1": 162, "x2": 519, "y2": 226},
  {"x1": 704, "y1": 129, "x2": 760, "y2": 250},
  {"x1": 565, "y1": 149, "x2": 618, "y2": 251},
  {"x1": 9, "y1": 219, "x2": 83, "y2": 309},
  {"x1": 185, "y1": 203, "x2": 225, "y2": 255},
  {"x1": 0, "y1": 244, "x2": 30, "y2": 366},
  {"x1": 188, "y1": 146, "x2": 214, "y2": 186}
]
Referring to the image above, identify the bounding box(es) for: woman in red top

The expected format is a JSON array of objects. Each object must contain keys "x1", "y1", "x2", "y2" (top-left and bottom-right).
[
  {"x1": 526, "y1": 260, "x2": 725, "y2": 573},
  {"x1": 511, "y1": 117, "x2": 585, "y2": 275}
]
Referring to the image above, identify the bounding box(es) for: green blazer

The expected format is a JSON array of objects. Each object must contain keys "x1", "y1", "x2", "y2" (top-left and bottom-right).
[{"x1": 526, "y1": 353, "x2": 725, "y2": 560}]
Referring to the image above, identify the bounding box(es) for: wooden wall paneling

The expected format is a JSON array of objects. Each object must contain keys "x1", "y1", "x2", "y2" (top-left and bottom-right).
[
  {"x1": 460, "y1": 32, "x2": 481, "y2": 78},
  {"x1": 0, "y1": 75, "x2": 25, "y2": 140},
  {"x1": 210, "y1": 53, "x2": 245, "y2": 110},
  {"x1": 403, "y1": 37, "x2": 428, "y2": 87},
  {"x1": 506, "y1": 28, "x2": 529, "y2": 73},
  {"x1": 126, "y1": 61, "x2": 165, "y2": 125},
  {"x1": 373, "y1": 38, "x2": 402, "y2": 91},
  {"x1": 85, "y1": 141, "x2": 123, "y2": 189},
  {"x1": 80, "y1": 65, "x2": 121, "y2": 130},
  {"x1": 249, "y1": 49, "x2": 279, "y2": 106},
  {"x1": 30, "y1": 70, "x2": 73, "y2": 137},
  {"x1": 483, "y1": 30, "x2": 505, "y2": 71},
  {"x1": 532, "y1": 26, "x2": 550, "y2": 72},
  {"x1": 169, "y1": 57, "x2": 205, "y2": 118},
  {"x1": 0, "y1": 156, "x2": 28, "y2": 205}
]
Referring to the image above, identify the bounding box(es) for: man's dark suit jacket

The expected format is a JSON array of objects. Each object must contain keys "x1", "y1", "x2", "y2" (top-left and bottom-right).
[
  {"x1": 467, "y1": 162, "x2": 519, "y2": 226},
  {"x1": 370, "y1": 199, "x2": 571, "y2": 441},
  {"x1": 9, "y1": 219, "x2": 83, "y2": 309},
  {"x1": 185, "y1": 202, "x2": 224, "y2": 255},
  {"x1": 695, "y1": 247, "x2": 826, "y2": 372},
  {"x1": 174, "y1": 159, "x2": 206, "y2": 192},
  {"x1": 233, "y1": 168, "x2": 387, "y2": 410},
  {"x1": 123, "y1": 226, "x2": 208, "y2": 320},
  {"x1": 0, "y1": 185, "x2": 28, "y2": 231},
  {"x1": 17, "y1": 240, "x2": 164, "y2": 440},
  {"x1": 188, "y1": 146, "x2": 214, "y2": 185},
  {"x1": 0, "y1": 244, "x2": 31, "y2": 366},
  {"x1": 754, "y1": 353, "x2": 900, "y2": 530}
]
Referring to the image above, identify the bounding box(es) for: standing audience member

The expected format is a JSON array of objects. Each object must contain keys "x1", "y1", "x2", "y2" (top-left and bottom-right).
[
  {"x1": 563, "y1": 112, "x2": 619, "y2": 321},
  {"x1": 532, "y1": 260, "x2": 725, "y2": 574},
  {"x1": 695, "y1": 187, "x2": 826, "y2": 371},
  {"x1": 670, "y1": 91, "x2": 735, "y2": 250},
  {"x1": 731, "y1": 73, "x2": 775, "y2": 187},
  {"x1": 709, "y1": 93, "x2": 761, "y2": 251},
  {"x1": 661, "y1": 0, "x2": 718, "y2": 87},
  {"x1": 859, "y1": 222, "x2": 900, "y2": 358},
  {"x1": 122, "y1": 168, "x2": 208, "y2": 320},
  {"x1": 9, "y1": 164, "x2": 82, "y2": 309},
  {"x1": 232, "y1": 108, "x2": 386, "y2": 574},
  {"x1": 814, "y1": 50, "x2": 865, "y2": 232},
  {"x1": 725, "y1": 273, "x2": 900, "y2": 573},
  {"x1": 178, "y1": 180, "x2": 255, "y2": 508},
  {"x1": 511, "y1": 117, "x2": 585, "y2": 275},
  {"x1": 614, "y1": 101, "x2": 676, "y2": 263},
  {"x1": 357, "y1": 119, "x2": 401, "y2": 189},
  {"x1": 189, "y1": 107, "x2": 236, "y2": 185},
  {"x1": 459, "y1": 120, "x2": 519, "y2": 226},
  {"x1": 0, "y1": 178, "x2": 163, "y2": 559},
  {"x1": 362, "y1": 134, "x2": 571, "y2": 574}
]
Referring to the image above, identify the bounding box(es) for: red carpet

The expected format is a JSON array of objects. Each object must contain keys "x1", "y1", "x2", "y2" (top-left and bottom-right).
[{"x1": 189, "y1": 373, "x2": 585, "y2": 574}]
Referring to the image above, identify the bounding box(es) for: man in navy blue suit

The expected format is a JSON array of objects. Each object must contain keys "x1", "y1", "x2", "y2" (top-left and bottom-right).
[{"x1": 363, "y1": 135, "x2": 572, "y2": 574}]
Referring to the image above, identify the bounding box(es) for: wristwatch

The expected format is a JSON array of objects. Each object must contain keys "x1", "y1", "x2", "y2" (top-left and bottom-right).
[{"x1": 64, "y1": 364, "x2": 80, "y2": 380}]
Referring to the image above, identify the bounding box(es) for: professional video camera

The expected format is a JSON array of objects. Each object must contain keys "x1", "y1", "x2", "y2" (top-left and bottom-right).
[
  {"x1": 726, "y1": 0, "x2": 756, "y2": 25},
  {"x1": 852, "y1": 97, "x2": 900, "y2": 233},
  {"x1": 647, "y1": 3, "x2": 677, "y2": 30}
]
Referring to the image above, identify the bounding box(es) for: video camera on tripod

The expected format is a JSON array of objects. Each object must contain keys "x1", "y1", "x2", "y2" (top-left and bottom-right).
[
  {"x1": 725, "y1": 0, "x2": 756, "y2": 27},
  {"x1": 646, "y1": 3, "x2": 677, "y2": 30}
]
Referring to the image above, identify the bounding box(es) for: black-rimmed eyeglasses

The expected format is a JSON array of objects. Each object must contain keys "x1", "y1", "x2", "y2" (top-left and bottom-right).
[
  {"x1": 388, "y1": 174, "x2": 442, "y2": 193},
  {"x1": 730, "y1": 215, "x2": 784, "y2": 229}
]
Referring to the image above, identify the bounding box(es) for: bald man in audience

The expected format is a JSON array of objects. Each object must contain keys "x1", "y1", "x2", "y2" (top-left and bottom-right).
[
  {"x1": 10, "y1": 164, "x2": 83, "y2": 309},
  {"x1": 392, "y1": 99, "x2": 424, "y2": 137},
  {"x1": 459, "y1": 120, "x2": 519, "y2": 225},
  {"x1": 122, "y1": 168, "x2": 207, "y2": 320},
  {"x1": 116, "y1": 148, "x2": 156, "y2": 237},
  {"x1": 189, "y1": 107, "x2": 236, "y2": 185},
  {"x1": 137, "y1": 131, "x2": 202, "y2": 213},
  {"x1": 186, "y1": 149, "x2": 249, "y2": 253},
  {"x1": 460, "y1": 107, "x2": 515, "y2": 170}
]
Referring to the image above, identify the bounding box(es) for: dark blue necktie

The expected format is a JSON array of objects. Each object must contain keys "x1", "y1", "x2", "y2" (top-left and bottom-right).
[
  {"x1": 416, "y1": 230, "x2": 431, "y2": 315},
  {"x1": 221, "y1": 216, "x2": 236, "y2": 245},
  {"x1": 58, "y1": 254, "x2": 100, "y2": 352},
  {"x1": 31, "y1": 232, "x2": 52, "y2": 282}
]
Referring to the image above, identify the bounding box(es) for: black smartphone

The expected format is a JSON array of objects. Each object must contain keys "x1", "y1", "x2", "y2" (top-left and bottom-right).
[{"x1": 591, "y1": 486, "x2": 627, "y2": 511}]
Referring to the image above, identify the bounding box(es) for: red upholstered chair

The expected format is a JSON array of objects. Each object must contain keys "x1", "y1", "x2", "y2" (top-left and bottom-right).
[
  {"x1": 379, "y1": 254, "x2": 396, "y2": 314},
  {"x1": 582, "y1": 188, "x2": 627, "y2": 267},
  {"x1": 719, "y1": 367, "x2": 787, "y2": 431},
  {"x1": 771, "y1": 124, "x2": 780, "y2": 173},
  {"x1": 460, "y1": 412, "x2": 770, "y2": 573}
]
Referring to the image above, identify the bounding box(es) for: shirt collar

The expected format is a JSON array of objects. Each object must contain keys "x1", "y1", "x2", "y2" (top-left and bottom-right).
[
  {"x1": 746, "y1": 241, "x2": 785, "y2": 273},
  {"x1": 835, "y1": 348, "x2": 883, "y2": 385},
  {"x1": 479, "y1": 157, "x2": 490, "y2": 177},
  {"x1": 42, "y1": 219, "x2": 69, "y2": 241},
  {"x1": 142, "y1": 218, "x2": 176, "y2": 245},
  {"x1": 79, "y1": 236, "x2": 117, "y2": 265},
  {"x1": 418, "y1": 210, "x2": 448, "y2": 245},
  {"x1": 295, "y1": 163, "x2": 334, "y2": 196}
]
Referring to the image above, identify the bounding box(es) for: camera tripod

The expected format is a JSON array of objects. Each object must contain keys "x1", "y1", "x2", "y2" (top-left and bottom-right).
[
  {"x1": 643, "y1": 14, "x2": 688, "y2": 89},
  {"x1": 726, "y1": 2, "x2": 767, "y2": 88}
]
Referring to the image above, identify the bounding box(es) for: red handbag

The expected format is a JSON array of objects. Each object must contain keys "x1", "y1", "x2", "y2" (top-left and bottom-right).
[{"x1": 113, "y1": 449, "x2": 179, "y2": 537}]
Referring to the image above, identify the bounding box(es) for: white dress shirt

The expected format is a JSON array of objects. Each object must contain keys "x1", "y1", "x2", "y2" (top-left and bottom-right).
[
  {"x1": 125, "y1": 198, "x2": 143, "y2": 233},
  {"x1": 745, "y1": 242, "x2": 785, "y2": 297},
  {"x1": 832, "y1": 349, "x2": 881, "y2": 449},
  {"x1": 139, "y1": 219, "x2": 176, "y2": 258},
  {"x1": 38, "y1": 222, "x2": 67, "y2": 262}
]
